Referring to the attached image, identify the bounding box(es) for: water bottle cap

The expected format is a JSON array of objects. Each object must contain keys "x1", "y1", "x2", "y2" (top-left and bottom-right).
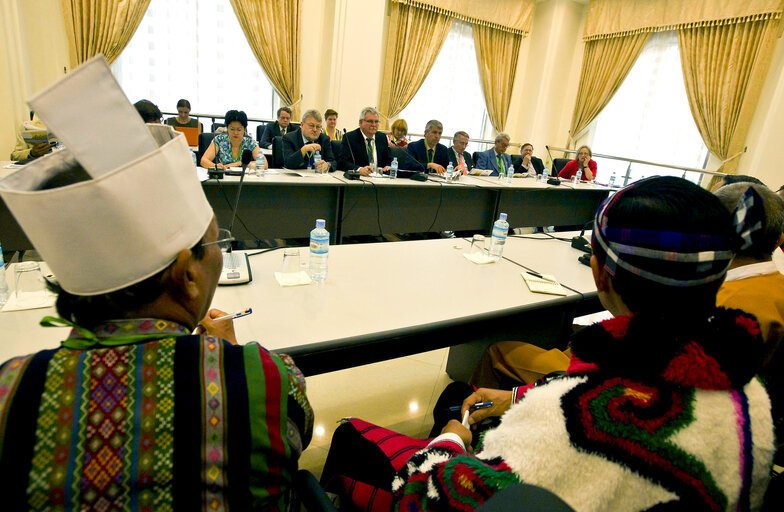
[
  {"x1": 315, "y1": 150, "x2": 320, "y2": 154},
  {"x1": 499, "y1": 213, "x2": 507, "y2": 221},
  {"x1": 392, "y1": 157, "x2": 397, "y2": 162},
  {"x1": 316, "y1": 219, "x2": 325, "y2": 228}
]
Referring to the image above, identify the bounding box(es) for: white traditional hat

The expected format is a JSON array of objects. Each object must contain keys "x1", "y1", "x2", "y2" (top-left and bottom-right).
[{"x1": 0, "y1": 55, "x2": 213, "y2": 296}]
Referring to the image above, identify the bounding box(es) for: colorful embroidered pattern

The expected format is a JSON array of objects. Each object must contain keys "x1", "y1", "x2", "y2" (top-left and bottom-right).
[
  {"x1": 562, "y1": 376, "x2": 727, "y2": 510},
  {"x1": 202, "y1": 336, "x2": 228, "y2": 512},
  {"x1": 0, "y1": 355, "x2": 33, "y2": 457}
]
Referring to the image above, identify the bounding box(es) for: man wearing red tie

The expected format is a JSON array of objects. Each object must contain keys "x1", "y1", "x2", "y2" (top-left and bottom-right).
[{"x1": 448, "y1": 131, "x2": 473, "y2": 174}]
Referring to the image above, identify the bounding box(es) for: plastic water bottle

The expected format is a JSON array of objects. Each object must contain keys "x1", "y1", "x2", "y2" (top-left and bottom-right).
[
  {"x1": 446, "y1": 162, "x2": 454, "y2": 181},
  {"x1": 541, "y1": 167, "x2": 550, "y2": 183},
  {"x1": 506, "y1": 164, "x2": 514, "y2": 184},
  {"x1": 313, "y1": 150, "x2": 322, "y2": 172},
  {"x1": 608, "y1": 174, "x2": 616, "y2": 188},
  {"x1": 191, "y1": 150, "x2": 198, "y2": 168},
  {"x1": 256, "y1": 152, "x2": 266, "y2": 177},
  {"x1": 573, "y1": 170, "x2": 582, "y2": 184},
  {"x1": 390, "y1": 157, "x2": 398, "y2": 179},
  {"x1": 309, "y1": 219, "x2": 329, "y2": 281},
  {"x1": 489, "y1": 213, "x2": 509, "y2": 261},
  {"x1": 0, "y1": 241, "x2": 9, "y2": 307}
]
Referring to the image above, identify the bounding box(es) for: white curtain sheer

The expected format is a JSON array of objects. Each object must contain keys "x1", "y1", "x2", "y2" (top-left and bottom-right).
[
  {"x1": 111, "y1": 0, "x2": 277, "y2": 128},
  {"x1": 398, "y1": 20, "x2": 489, "y2": 153},
  {"x1": 590, "y1": 31, "x2": 708, "y2": 184}
]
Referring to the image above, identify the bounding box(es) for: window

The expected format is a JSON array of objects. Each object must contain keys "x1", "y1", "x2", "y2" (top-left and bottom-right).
[
  {"x1": 398, "y1": 20, "x2": 490, "y2": 153},
  {"x1": 112, "y1": 0, "x2": 277, "y2": 131},
  {"x1": 590, "y1": 31, "x2": 709, "y2": 185}
]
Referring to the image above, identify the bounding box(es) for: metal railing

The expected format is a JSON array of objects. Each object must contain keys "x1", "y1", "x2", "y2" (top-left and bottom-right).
[{"x1": 546, "y1": 146, "x2": 720, "y2": 186}]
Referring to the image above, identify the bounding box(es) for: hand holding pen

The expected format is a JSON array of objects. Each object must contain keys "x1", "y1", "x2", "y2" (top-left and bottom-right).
[
  {"x1": 460, "y1": 388, "x2": 514, "y2": 426},
  {"x1": 193, "y1": 307, "x2": 252, "y2": 345}
]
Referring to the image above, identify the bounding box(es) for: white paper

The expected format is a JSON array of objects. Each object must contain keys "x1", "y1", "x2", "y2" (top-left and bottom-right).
[
  {"x1": 274, "y1": 271, "x2": 312, "y2": 286},
  {"x1": 463, "y1": 252, "x2": 495, "y2": 265}
]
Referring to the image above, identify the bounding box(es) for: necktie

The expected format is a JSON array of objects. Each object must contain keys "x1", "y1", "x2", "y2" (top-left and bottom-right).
[
  {"x1": 366, "y1": 138, "x2": 374, "y2": 165},
  {"x1": 427, "y1": 148, "x2": 434, "y2": 164},
  {"x1": 459, "y1": 153, "x2": 464, "y2": 167},
  {"x1": 307, "y1": 141, "x2": 315, "y2": 168},
  {"x1": 497, "y1": 154, "x2": 503, "y2": 173},
  {"x1": 282, "y1": 127, "x2": 287, "y2": 135}
]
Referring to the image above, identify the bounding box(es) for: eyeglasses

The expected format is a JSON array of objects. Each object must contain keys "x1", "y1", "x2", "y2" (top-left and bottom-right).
[
  {"x1": 201, "y1": 229, "x2": 235, "y2": 251},
  {"x1": 362, "y1": 119, "x2": 380, "y2": 125},
  {"x1": 304, "y1": 122, "x2": 322, "y2": 130}
]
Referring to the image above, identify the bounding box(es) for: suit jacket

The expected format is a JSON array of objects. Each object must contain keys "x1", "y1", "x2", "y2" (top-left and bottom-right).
[
  {"x1": 476, "y1": 149, "x2": 512, "y2": 177},
  {"x1": 341, "y1": 128, "x2": 392, "y2": 171},
  {"x1": 281, "y1": 129, "x2": 336, "y2": 170},
  {"x1": 448, "y1": 147, "x2": 474, "y2": 172},
  {"x1": 514, "y1": 155, "x2": 545, "y2": 175},
  {"x1": 407, "y1": 139, "x2": 449, "y2": 172},
  {"x1": 260, "y1": 121, "x2": 296, "y2": 148}
]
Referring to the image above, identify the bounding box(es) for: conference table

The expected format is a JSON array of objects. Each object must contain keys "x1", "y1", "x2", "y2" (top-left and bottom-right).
[
  {"x1": 201, "y1": 169, "x2": 611, "y2": 245},
  {"x1": 0, "y1": 234, "x2": 601, "y2": 378}
]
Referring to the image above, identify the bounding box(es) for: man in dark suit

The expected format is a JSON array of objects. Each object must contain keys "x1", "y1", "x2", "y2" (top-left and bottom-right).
[
  {"x1": 407, "y1": 120, "x2": 449, "y2": 174},
  {"x1": 448, "y1": 130, "x2": 473, "y2": 174},
  {"x1": 514, "y1": 142, "x2": 545, "y2": 177},
  {"x1": 281, "y1": 109, "x2": 335, "y2": 171},
  {"x1": 260, "y1": 107, "x2": 292, "y2": 148},
  {"x1": 476, "y1": 133, "x2": 512, "y2": 177},
  {"x1": 341, "y1": 107, "x2": 392, "y2": 176}
]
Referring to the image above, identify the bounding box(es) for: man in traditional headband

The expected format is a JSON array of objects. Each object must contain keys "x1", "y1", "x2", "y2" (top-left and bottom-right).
[
  {"x1": 0, "y1": 56, "x2": 312, "y2": 510},
  {"x1": 321, "y1": 177, "x2": 774, "y2": 511}
]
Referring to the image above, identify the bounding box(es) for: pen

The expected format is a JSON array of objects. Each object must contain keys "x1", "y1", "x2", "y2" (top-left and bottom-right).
[
  {"x1": 526, "y1": 270, "x2": 555, "y2": 283},
  {"x1": 214, "y1": 308, "x2": 252, "y2": 321},
  {"x1": 448, "y1": 401, "x2": 493, "y2": 412}
]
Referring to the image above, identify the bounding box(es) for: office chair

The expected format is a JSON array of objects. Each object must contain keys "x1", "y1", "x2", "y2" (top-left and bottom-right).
[
  {"x1": 256, "y1": 123, "x2": 267, "y2": 145},
  {"x1": 271, "y1": 136, "x2": 284, "y2": 168},
  {"x1": 211, "y1": 122, "x2": 225, "y2": 133},
  {"x1": 552, "y1": 158, "x2": 570, "y2": 175},
  {"x1": 197, "y1": 132, "x2": 215, "y2": 165},
  {"x1": 330, "y1": 140, "x2": 343, "y2": 171}
]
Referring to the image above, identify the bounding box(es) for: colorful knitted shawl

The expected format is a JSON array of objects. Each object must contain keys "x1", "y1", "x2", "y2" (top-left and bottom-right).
[
  {"x1": 392, "y1": 309, "x2": 775, "y2": 512},
  {"x1": 0, "y1": 318, "x2": 313, "y2": 511}
]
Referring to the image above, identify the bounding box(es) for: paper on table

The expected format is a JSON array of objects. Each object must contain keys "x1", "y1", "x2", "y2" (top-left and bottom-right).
[
  {"x1": 274, "y1": 271, "x2": 312, "y2": 286},
  {"x1": 1, "y1": 291, "x2": 57, "y2": 312},
  {"x1": 521, "y1": 272, "x2": 567, "y2": 296},
  {"x1": 463, "y1": 252, "x2": 495, "y2": 265}
]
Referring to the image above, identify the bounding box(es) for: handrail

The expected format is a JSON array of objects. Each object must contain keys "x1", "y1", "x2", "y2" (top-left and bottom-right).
[{"x1": 546, "y1": 146, "x2": 723, "y2": 178}]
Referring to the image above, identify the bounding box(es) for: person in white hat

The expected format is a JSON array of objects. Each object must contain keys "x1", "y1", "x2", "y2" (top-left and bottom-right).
[{"x1": 0, "y1": 56, "x2": 312, "y2": 510}]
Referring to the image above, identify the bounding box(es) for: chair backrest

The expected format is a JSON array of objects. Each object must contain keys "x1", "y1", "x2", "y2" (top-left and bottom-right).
[
  {"x1": 271, "y1": 136, "x2": 284, "y2": 168},
  {"x1": 256, "y1": 123, "x2": 266, "y2": 144},
  {"x1": 211, "y1": 122, "x2": 225, "y2": 133},
  {"x1": 330, "y1": 140, "x2": 343, "y2": 170},
  {"x1": 472, "y1": 152, "x2": 481, "y2": 167},
  {"x1": 197, "y1": 132, "x2": 215, "y2": 165},
  {"x1": 553, "y1": 158, "x2": 570, "y2": 174},
  {"x1": 510, "y1": 154, "x2": 523, "y2": 172},
  {"x1": 475, "y1": 483, "x2": 574, "y2": 512}
]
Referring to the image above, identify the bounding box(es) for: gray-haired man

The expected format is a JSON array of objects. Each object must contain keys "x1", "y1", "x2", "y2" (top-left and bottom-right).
[{"x1": 281, "y1": 109, "x2": 335, "y2": 171}]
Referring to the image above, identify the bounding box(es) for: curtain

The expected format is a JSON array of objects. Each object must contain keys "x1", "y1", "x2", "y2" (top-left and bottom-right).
[
  {"x1": 472, "y1": 25, "x2": 522, "y2": 132},
  {"x1": 567, "y1": 32, "x2": 650, "y2": 146},
  {"x1": 679, "y1": 18, "x2": 781, "y2": 173},
  {"x1": 62, "y1": 0, "x2": 151, "y2": 67},
  {"x1": 584, "y1": 0, "x2": 783, "y2": 41},
  {"x1": 378, "y1": 3, "x2": 453, "y2": 129},
  {"x1": 392, "y1": 0, "x2": 534, "y2": 36},
  {"x1": 230, "y1": 0, "x2": 302, "y2": 119}
]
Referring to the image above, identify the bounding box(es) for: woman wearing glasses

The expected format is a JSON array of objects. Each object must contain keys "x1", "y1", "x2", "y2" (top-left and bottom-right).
[{"x1": 200, "y1": 109, "x2": 266, "y2": 169}]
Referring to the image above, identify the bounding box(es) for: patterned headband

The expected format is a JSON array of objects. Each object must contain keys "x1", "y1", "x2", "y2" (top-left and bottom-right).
[{"x1": 592, "y1": 178, "x2": 742, "y2": 287}]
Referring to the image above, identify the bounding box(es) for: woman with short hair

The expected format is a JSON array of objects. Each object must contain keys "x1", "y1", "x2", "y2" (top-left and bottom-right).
[
  {"x1": 200, "y1": 109, "x2": 265, "y2": 169},
  {"x1": 323, "y1": 108, "x2": 342, "y2": 141},
  {"x1": 387, "y1": 118, "x2": 409, "y2": 147}
]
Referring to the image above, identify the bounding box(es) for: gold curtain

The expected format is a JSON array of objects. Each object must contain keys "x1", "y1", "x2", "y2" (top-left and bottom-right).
[
  {"x1": 679, "y1": 18, "x2": 781, "y2": 173},
  {"x1": 378, "y1": 3, "x2": 453, "y2": 129},
  {"x1": 567, "y1": 33, "x2": 650, "y2": 146},
  {"x1": 473, "y1": 25, "x2": 522, "y2": 132},
  {"x1": 62, "y1": 0, "x2": 151, "y2": 66},
  {"x1": 230, "y1": 0, "x2": 302, "y2": 119},
  {"x1": 584, "y1": 0, "x2": 783, "y2": 41},
  {"x1": 392, "y1": 0, "x2": 534, "y2": 36}
]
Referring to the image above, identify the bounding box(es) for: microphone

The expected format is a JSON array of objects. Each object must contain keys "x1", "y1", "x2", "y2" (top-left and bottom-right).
[
  {"x1": 227, "y1": 149, "x2": 253, "y2": 235},
  {"x1": 208, "y1": 142, "x2": 224, "y2": 179},
  {"x1": 342, "y1": 128, "x2": 361, "y2": 180},
  {"x1": 571, "y1": 219, "x2": 593, "y2": 253}
]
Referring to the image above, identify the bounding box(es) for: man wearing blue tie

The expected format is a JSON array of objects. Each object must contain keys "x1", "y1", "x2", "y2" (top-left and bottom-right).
[{"x1": 476, "y1": 133, "x2": 512, "y2": 177}]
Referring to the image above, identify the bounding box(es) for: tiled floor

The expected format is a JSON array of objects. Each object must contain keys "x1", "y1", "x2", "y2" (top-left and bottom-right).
[{"x1": 299, "y1": 348, "x2": 453, "y2": 480}]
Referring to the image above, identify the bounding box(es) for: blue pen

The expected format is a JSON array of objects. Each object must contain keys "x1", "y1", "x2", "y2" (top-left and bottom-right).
[{"x1": 448, "y1": 401, "x2": 493, "y2": 412}]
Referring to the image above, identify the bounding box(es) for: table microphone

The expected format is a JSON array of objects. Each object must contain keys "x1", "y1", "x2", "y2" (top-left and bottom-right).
[
  {"x1": 208, "y1": 144, "x2": 224, "y2": 179},
  {"x1": 227, "y1": 149, "x2": 253, "y2": 235},
  {"x1": 342, "y1": 128, "x2": 361, "y2": 180},
  {"x1": 571, "y1": 220, "x2": 593, "y2": 253},
  {"x1": 219, "y1": 149, "x2": 254, "y2": 285}
]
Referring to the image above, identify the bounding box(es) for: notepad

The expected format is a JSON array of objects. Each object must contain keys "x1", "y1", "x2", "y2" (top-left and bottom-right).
[{"x1": 521, "y1": 272, "x2": 567, "y2": 296}]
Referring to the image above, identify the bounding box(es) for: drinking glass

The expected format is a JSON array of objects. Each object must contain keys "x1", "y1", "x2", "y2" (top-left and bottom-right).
[
  {"x1": 282, "y1": 248, "x2": 301, "y2": 274},
  {"x1": 14, "y1": 261, "x2": 47, "y2": 307},
  {"x1": 470, "y1": 235, "x2": 486, "y2": 256}
]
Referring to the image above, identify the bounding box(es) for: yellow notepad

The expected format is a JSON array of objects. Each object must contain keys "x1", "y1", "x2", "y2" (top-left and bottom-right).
[{"x1": 521, "y1": 272, "x2": 567, "y2": 296}]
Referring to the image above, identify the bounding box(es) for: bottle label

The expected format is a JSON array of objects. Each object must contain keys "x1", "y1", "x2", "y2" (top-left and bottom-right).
[{"x1": 310, "y1": 237, "x2": 329, "y2": 254}]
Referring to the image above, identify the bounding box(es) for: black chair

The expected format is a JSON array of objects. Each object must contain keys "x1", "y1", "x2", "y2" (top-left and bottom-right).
[
  {"x1": 476, "y1": 483, "x2": 575, "y2": 512},
  {"x1": 271, "y1": 136, "x2": 285, "y2": 169},
  {"x1": 211, "y1": 122, "x2": 225, "y2": 133},
  {"x1": 256, "y1": 123, "x2": 267, "y2": 145},
  {"x1": 472, "y1": 151, "x2": 482, "y2": 168},
  {"x1": 197, "y1": 132, "x2": 215, "y2": 166},
  {"x1": 553, "y1": 158, "x2": 570, "y2": 175},
  {"x1": 511, "y1": 154, "x2": 523, "y2": 174},
  {"x1": 330, "y1": 140, "x2": 343, "y2": 171}
]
